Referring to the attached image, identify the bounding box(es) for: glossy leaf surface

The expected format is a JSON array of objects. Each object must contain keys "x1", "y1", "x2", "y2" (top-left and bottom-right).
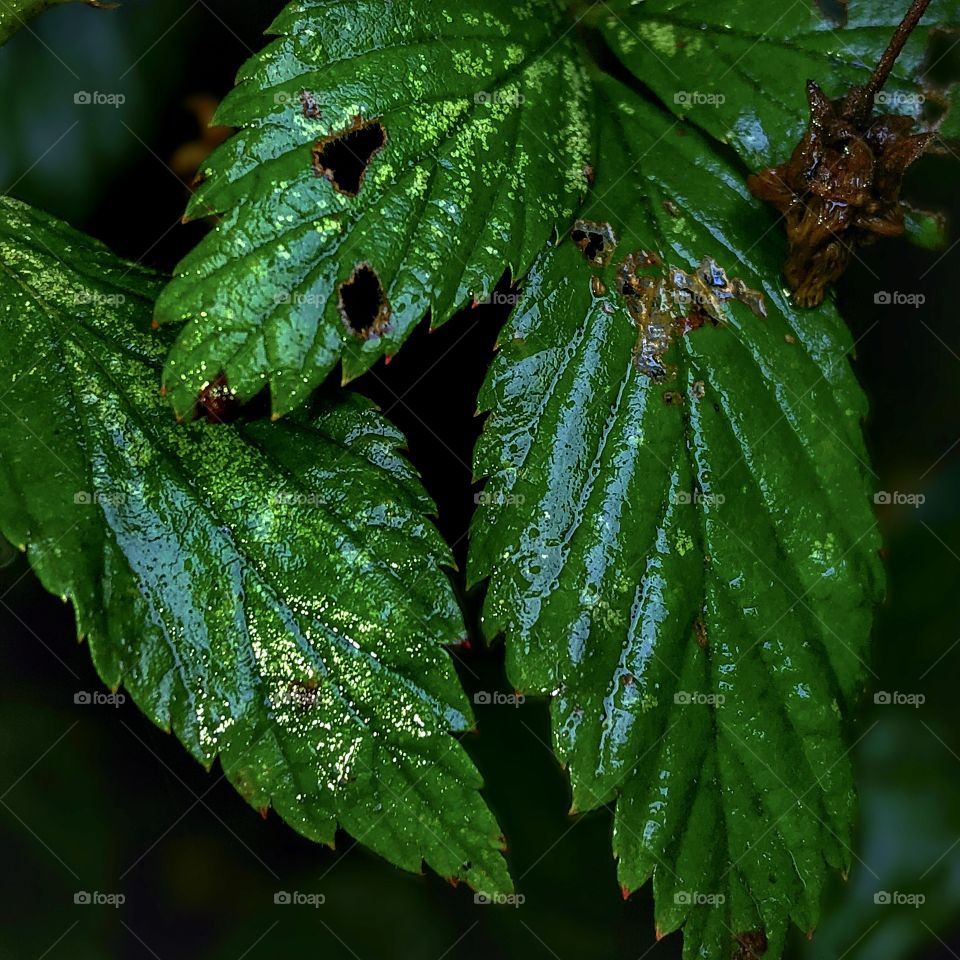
[
  {"x1": 0, "y1": 197, "x2": 510, "y2": 894},
  {"x1": 469, "y1": 75, "x2": 883, "y2": 958},
  {"x1": 155, "y1": 0, "x2": 594, "y2": 416},
  {"x1": 601, "y1": 0, "x2": 957, "y2": 169}
]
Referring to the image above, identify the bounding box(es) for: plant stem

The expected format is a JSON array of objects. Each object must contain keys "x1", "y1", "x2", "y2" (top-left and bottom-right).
[{"x1": 864, "y1": 0, "x2": 932, "y2": 100}]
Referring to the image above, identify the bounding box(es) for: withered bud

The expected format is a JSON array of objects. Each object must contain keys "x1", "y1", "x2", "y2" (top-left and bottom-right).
[{"x1": 748, "y1": 0, "x2": 935, "y2": 307}]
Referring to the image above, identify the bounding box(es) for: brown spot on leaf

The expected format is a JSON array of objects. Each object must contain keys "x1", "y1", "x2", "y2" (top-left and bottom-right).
[
  {"x1": 231, "y1": 767, "x2": 259, "y2": 804},
  {"x1": 694, "y1": 615, "x2": 708, "y2": 648},
  {"x1": 591, "y1": 275, "x2": 607, "y2": 297},
  {"x1": 583, "y1": 163, "x2": 595, "y2": 185},
  {"x1": 287, "y1": 677, "x2": 320, "y2": 711},
  {"x1": 661, "y1": 198, "x2": 682, "y2": 218},
  {"x1": 299, "y1": 90, "x2": 321, "y2": 119},
  {"x1": 312, "y1": 117, "x2": 387, "y2": 197},
  {"x1": 571, "y1": 219, "x2": 619, "y2": 267},
  {"x1": 196, "y1": 372, "x2": 238, "y2": 424},
  {"x1": 734, "y1": 930, "x2": 768, "y2": 960},
  {"x1": 338, "y1": 263, "x2": 392, "y2": 339},
  {"x1": 616, "y1": 254, "x2": 765, "y2": 381},
  {"x1": 663, "y1": 390, "x2": 683, "y2": 406}
]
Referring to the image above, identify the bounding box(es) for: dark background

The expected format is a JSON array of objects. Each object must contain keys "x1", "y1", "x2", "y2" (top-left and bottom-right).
[{"x1": 1, "y1": 2, "x2": 959, "y2": 958}]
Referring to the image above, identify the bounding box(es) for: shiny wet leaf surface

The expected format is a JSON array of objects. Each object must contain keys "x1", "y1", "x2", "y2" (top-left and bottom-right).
[
  {"x1": 601, "y1": 0, "x2": 958, "y2": 170},
  {"x1": 469, "y1": 75, "x2": 884, "y2": 960},
  {"x1": 154, "y1": 0, "x2": 595, "y2": 416},
  {"x1": 0, "y1": 197, "x2": 511, "y2": 895}
]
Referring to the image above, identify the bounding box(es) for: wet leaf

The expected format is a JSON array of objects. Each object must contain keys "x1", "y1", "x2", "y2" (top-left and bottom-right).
[
  {"x1": 154, "y1": 0, "x2": 594, "y2": 417},
  {"x1": 936, "y1": 81, "x2": 960, "y2": 138},
  {"x1": 600, "y1": 0, "x2": 958, "y2": 169},
  {"x1": 0, "y1": 197, "x2": 511, "y2": 895},
  {"x1": 469, "y1": 75, "x2": 883, "y2": 959},
  {"x1": 902, "y1": 203, "x2": 948, "y2": 249}
]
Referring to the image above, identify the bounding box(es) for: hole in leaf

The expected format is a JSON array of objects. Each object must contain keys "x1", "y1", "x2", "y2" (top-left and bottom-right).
[
  {"x1": 312, "y1": 118, "x2": 387, "y2": 197},
  {"x1": 571, "y1": 219, "x2": 618, "y2": 267},
  {"x1": 196, "y1": 371, "x2": 239, "y2": 424},
  {"x1": 338, "y1": 263, "x2": 392, "y2": 340}
]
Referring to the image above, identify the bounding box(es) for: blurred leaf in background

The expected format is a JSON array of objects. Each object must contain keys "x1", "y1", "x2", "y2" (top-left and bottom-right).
[{"x1": 0, "y1": 0, "x2": 184, "y2": 222}]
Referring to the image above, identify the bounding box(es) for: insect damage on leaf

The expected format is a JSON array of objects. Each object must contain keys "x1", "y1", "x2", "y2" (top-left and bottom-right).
[
  {"x1": 312, "y1": 117, "x2": 387, "y2": 197},
  {"x1": 748, "y1": 0, "x2": 936, "y2": 306},
  {"x1": 338, "y1": 263, "x2": 392, "y2": 339},
  {"x1": 571, "y1": 219, "x2": 619, "y2": 267},
  {"x1": 299, "y1": 90, "x2": 321, "y2": 120},
  {"x1": 615, "y1": 252, "x2": 766, "y2": 381},
  {"x1": 196, "y1": 371, "x2": 239, "y2": 423}
]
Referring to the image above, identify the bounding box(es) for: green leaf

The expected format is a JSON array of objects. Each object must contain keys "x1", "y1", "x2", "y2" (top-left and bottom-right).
[
  {"x1": 469, "y1": 74, "x2": 883, "y2": 958},
  {"x1": 601, "y1": 0, "x2": 957, "y2": 169},
  {"x1": 0, "y1": 0, "x2": 107, "y2": 46},
  {"x1": 0, "y1": 196, "x2": 511, "y2": 895},
  {"x1": 154, "y1": 0, "x2": 594, "y2": 417},
  {"x1": 902, "y1": 202, "x2": 948, "y2": 250},
  {"x1": 935, "y1": 81, "x2": 960, "y2": 140}
]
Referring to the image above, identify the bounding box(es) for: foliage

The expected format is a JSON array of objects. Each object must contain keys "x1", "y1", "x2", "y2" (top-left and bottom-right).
[{"x1": 1, "y1": 0, "x2": 956, "y2": 956}]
